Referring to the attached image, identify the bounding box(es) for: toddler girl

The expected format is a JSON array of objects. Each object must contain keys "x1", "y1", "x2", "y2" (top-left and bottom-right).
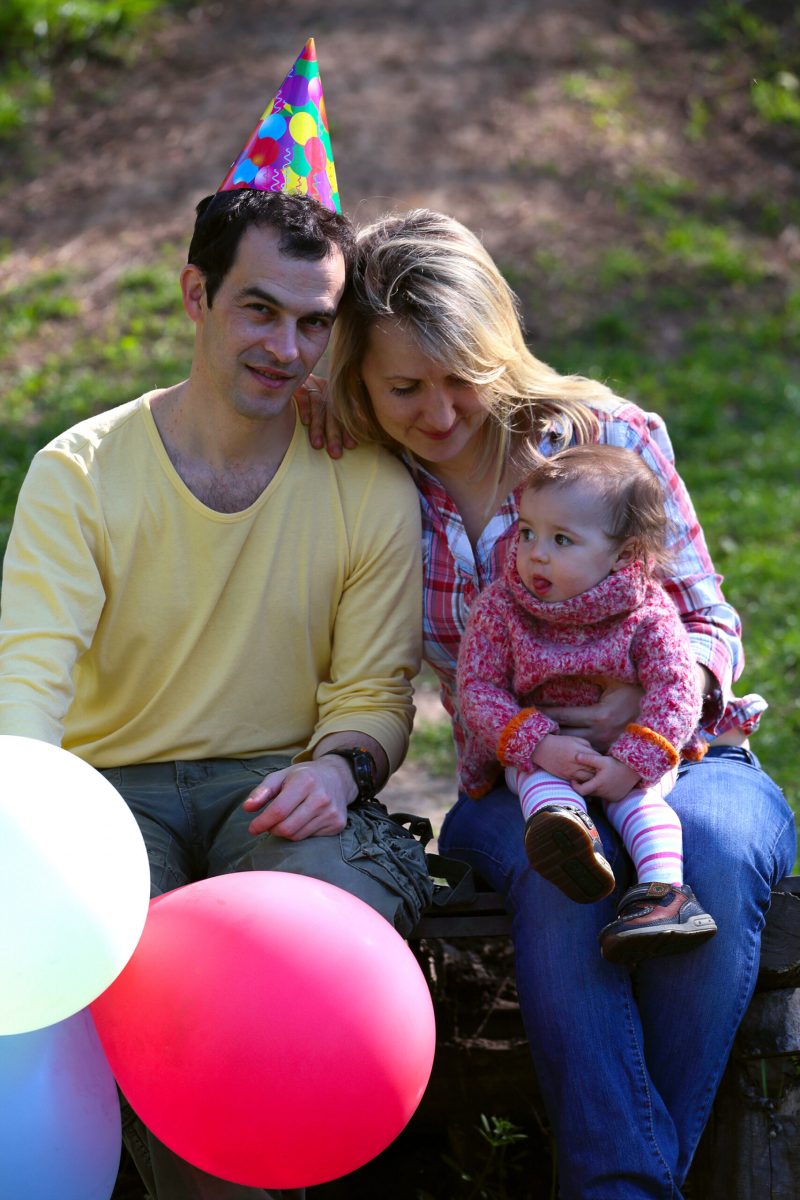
[{"x1": 457, "y1": 444, "x2": 718, "y2": 962}]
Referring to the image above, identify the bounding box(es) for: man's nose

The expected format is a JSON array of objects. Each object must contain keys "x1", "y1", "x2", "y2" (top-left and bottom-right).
[{"x1": 264, "y1": 320, "x2": 299, "y2": 363}]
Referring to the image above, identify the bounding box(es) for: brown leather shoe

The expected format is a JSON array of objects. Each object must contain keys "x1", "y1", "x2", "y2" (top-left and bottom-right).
[
  {"x1": 599, "y1": 882, "x2": 717, "y2": 964},
  {"x1": 524, "y1": 804, "x2": 615, "y2": 903}
]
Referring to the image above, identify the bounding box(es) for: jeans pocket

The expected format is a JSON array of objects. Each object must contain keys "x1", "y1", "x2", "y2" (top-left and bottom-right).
[
  {"x1": 236, "y1": 755, "x2": 293, "y2": 780},
  {"x1": 340, "y1": 801, "x2": 434, "y2": 936}
]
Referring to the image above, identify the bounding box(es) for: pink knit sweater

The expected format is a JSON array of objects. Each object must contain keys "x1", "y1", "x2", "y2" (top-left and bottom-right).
[{"x1": 456, "y1": 558, "x2": 704, "y2": 798}]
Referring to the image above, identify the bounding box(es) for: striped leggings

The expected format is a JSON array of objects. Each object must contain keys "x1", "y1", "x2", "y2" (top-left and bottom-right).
[{"x1": 508, "y1": 765, "x2": 683, "y2": 884}]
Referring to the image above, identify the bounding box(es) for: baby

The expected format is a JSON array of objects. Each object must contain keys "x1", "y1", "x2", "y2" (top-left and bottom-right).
[{"x1": 456, "y1": 444, "x2": 717, "y2": 962}]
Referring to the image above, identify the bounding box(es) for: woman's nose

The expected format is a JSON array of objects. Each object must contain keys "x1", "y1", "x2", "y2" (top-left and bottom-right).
[{"x1": 427, "y1": 389, "x2": 457, "y2": 430}]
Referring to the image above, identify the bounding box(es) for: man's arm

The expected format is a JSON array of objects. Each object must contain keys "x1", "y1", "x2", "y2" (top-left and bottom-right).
[
  {"x1": 244, "y1": 450, "x2": 422, "y2": 840},
  {"x1": 0, "y1": 448, "x2": 105, "y2": 743}
]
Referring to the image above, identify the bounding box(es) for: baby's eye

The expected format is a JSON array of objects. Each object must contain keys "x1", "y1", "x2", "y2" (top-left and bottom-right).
[
  {"x1": 554, "y1": 533, "x2": 573, "y2": 546},
  {"x1": 519, "y1": 528, "x2": 534, "y2": 542}
]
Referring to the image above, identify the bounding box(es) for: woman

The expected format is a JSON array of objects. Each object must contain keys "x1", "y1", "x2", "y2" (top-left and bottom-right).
[{"x1": 306, "y1": 208, "x2": 795, "y2": 1199}]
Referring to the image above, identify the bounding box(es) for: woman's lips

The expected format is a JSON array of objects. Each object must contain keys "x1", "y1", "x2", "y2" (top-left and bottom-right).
[{"x1": 418, "y1": 422, "x2": 459, "y2": 441}]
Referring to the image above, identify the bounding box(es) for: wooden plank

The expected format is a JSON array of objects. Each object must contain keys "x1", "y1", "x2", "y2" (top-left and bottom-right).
[{"x1": 411, "y1": 880, "x2": 800, "y2": 981}]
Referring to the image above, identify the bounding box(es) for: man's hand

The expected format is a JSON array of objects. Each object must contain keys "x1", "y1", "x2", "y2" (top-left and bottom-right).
[
  {"x1": 531, "y1": 733, "x2": 605, "y2": 785},
  {"x1": 294, "y1": 375, "x2": 356, "y2": 459},
  {"x1": 242, "y1": 756, "x2": 356, "y2": 840},
  {"x1": 539, "y1": 680, "x2": 643, "y2": 753},
  {"x1": 573, "y1": 756, "x2": 641, "y2": 802}
]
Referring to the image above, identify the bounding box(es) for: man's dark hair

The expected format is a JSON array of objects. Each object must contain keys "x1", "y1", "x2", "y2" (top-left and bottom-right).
[{"x1": 187, "y1": 189, "x2": 356, "y2": 306}]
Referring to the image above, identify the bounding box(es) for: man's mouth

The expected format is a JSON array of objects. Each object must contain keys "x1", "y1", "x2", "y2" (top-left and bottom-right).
[{"x1": 247, "y1": 364, "x2": 295, "y2": 389}]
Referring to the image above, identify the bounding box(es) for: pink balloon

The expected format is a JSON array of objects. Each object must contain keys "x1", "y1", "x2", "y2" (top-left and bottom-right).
[{"x1": 90, "y1": 872, "x2": 435, "y2": 1189}]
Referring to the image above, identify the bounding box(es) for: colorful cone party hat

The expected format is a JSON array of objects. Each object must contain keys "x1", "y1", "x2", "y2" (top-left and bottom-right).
[{"x1": 217, "y1": 38, "x2": 340, "y2": 213}]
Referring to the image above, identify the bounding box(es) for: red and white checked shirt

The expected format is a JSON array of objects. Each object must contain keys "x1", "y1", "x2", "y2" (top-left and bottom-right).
[{"x1": 409, "y1": 394, "x2": 765, "y2": 749}]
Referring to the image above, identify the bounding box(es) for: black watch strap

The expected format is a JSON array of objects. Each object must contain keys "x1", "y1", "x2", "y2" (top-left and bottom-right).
[{"x1": 328, "y1": 747, "x2": 378, "y2": 801}]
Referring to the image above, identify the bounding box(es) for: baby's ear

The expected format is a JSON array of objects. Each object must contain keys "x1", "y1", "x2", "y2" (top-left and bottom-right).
[{"x1": 610, "y1": 537, "x2": 638, "y2": 572}]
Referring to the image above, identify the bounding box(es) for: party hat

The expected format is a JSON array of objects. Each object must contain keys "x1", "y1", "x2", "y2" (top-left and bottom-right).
[{"x1": 217, "y1": 38, "x2": 340, "y2": 213}]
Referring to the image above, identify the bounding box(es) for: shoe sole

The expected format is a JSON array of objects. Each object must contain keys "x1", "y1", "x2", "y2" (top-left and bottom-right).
[
  {"x1": 600, "y1": 916, "x2": 718, "y2": 964},
  {"x1": 525, "y1": 809, "x2": 615, "y2": 903}
]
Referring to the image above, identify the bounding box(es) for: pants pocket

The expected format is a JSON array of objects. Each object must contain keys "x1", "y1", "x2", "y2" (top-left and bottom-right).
[{"x1": 340, "y1": 801, "x2": 434, "y2": 937}]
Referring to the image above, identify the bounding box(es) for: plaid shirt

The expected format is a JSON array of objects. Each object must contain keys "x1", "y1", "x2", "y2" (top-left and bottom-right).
[{"x1": 411, "y1": 394, "x2": 765, "y2": 747}]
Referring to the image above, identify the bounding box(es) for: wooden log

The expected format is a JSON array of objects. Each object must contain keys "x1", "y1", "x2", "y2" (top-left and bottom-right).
[
  {"x1": 407, "y1": 878, "x2": 800, "y2": 1199},
  {"x1": 686, "y1": 988, "x2": 800, "y2": 1199}
]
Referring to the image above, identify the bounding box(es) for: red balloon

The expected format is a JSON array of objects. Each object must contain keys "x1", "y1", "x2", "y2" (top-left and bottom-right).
[{"x1": 90, "y1": 872, "x2": 435, "y2": 1189}]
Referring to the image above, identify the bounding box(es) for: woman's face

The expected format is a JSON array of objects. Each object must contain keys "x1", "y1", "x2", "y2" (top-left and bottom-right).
[{"x1": 359, "y1": 320, "x2": 490, "y2": 469}]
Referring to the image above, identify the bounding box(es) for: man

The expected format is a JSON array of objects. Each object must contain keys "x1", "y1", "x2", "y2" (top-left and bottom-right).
[{"x1": 0, "y1": 182, "x2": 430, "y2": 1200}]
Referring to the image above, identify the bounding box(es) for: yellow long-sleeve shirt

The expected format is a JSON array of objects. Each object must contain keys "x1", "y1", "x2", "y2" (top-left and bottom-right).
[{"x1": 0, "y1": 393, "x2": 422, "y2": 770}]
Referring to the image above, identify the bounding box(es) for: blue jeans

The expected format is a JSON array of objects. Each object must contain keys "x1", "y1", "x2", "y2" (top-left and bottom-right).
[{"x1": 438, "y1": 747, "x2": 796, "y2": 1200}]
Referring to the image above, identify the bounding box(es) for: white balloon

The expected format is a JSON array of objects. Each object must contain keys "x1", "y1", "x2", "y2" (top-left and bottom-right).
[{"x1": 0, "y1": 735, "x2": 150, "y2": 1034}]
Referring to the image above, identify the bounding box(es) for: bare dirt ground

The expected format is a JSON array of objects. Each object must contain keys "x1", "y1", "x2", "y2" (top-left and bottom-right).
[{"x1": 3, "y1": 1, "x2": 798, "y2": 314}]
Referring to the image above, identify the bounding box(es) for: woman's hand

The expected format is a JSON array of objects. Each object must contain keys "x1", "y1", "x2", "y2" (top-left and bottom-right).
[
  {"x1": 538, "y1": 680, "x2": 643, "y2": 753},
  {"x1": 295, "y1": 375, "x2": 357, "y2": 459}
]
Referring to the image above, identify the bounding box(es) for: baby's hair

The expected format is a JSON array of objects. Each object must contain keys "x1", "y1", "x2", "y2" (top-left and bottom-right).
[{"x1": 521, "y1": 444, "x2": 673, "y2": 573}]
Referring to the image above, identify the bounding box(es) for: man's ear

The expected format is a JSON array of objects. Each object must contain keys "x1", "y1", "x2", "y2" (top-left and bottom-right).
[
  {"x1": 180, "y1": 264, "x2": 207, "y2": 324},
  {"x1": 610, "y1": 537, "x2": 638, "y2": 571}
]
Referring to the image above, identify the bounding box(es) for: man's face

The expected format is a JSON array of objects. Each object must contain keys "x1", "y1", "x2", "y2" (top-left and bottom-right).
[{"x1": 184, "y1": 223, "x2": 346, "y2": 425}]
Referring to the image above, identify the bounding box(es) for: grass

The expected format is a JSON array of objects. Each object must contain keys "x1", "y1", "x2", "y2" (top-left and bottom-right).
[{"x1": 0, "y1": 0, "x2": 177, "y2": 138}]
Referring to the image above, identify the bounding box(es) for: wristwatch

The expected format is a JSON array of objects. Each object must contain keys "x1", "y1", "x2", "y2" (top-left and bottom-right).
[{"x1": 328, "y1": 746, "x2": 378, "y2": 802}]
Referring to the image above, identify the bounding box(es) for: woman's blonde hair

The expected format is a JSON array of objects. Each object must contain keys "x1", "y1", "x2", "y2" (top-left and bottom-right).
[{"x1": 328, "y1": 209, "x2": 615, "y2": 477}]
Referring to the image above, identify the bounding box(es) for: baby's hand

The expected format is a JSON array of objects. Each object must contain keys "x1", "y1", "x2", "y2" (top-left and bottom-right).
[
  {"x1": 532, "y1": 734, "x2": 605, "y2": 785},
  {"x1": 573, "y1": 756, "x2": 641, "y2": 802}
]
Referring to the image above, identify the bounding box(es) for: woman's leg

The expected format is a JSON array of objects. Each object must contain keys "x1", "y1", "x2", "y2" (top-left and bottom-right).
[
  {"x1": 439, "y1": 747, "x2": 796, "y2": 1197},
  {"x1": 439, "y1": 786, "x2": 682, "y2": 1200},
  {"x1": 633, "y1": 748, "x2": 796, "y2": 1183}
]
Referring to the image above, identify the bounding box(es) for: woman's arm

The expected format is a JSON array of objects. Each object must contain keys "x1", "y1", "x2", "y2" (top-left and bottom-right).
[{"x1": 598, "y1": 401, "x2": 741, "y2": 719}]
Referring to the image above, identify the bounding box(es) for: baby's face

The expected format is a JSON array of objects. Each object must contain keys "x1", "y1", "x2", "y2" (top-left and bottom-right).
[{"x1": 516, "y1": 483, "x2": 624, "y2": 603}]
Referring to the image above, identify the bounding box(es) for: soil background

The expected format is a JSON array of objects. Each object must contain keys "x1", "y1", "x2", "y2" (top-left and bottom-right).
[{"x1": 2, "y1": 2, "x2": 799, "y2": 1197}]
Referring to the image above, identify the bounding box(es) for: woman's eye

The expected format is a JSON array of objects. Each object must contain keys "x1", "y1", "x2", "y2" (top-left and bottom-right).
[{"x1": 390, "y1": 384, "x2": 418, "y2": 396}]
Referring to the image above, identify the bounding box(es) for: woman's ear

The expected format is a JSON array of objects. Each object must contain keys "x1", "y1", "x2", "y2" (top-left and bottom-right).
[{"x1": 610, "y1": 537, "x2": 638, "y2": 571}]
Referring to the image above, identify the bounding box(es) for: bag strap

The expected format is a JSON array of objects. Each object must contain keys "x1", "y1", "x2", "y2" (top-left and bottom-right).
[{"x1": 388, "y1": 810, "x2": 477, "y2": 909}]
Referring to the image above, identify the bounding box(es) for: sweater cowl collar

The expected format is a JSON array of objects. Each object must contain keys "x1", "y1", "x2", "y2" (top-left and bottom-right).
[{"x1": 504, "y1": 557, "x2": 650, "y2": 626}]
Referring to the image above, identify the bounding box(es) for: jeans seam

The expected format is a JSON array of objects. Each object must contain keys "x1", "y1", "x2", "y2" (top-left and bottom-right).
[{"x1": 620, "y1": 979, "x2": 678, "y2": 1198}]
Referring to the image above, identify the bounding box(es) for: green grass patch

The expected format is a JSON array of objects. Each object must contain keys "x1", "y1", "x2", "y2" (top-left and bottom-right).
[
  {"x1": 407, "y1": 719, "x2": 457, "y2": 779},
  {"x1": 0, "y1": 0, "x2": 176, "y2": 138}
]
